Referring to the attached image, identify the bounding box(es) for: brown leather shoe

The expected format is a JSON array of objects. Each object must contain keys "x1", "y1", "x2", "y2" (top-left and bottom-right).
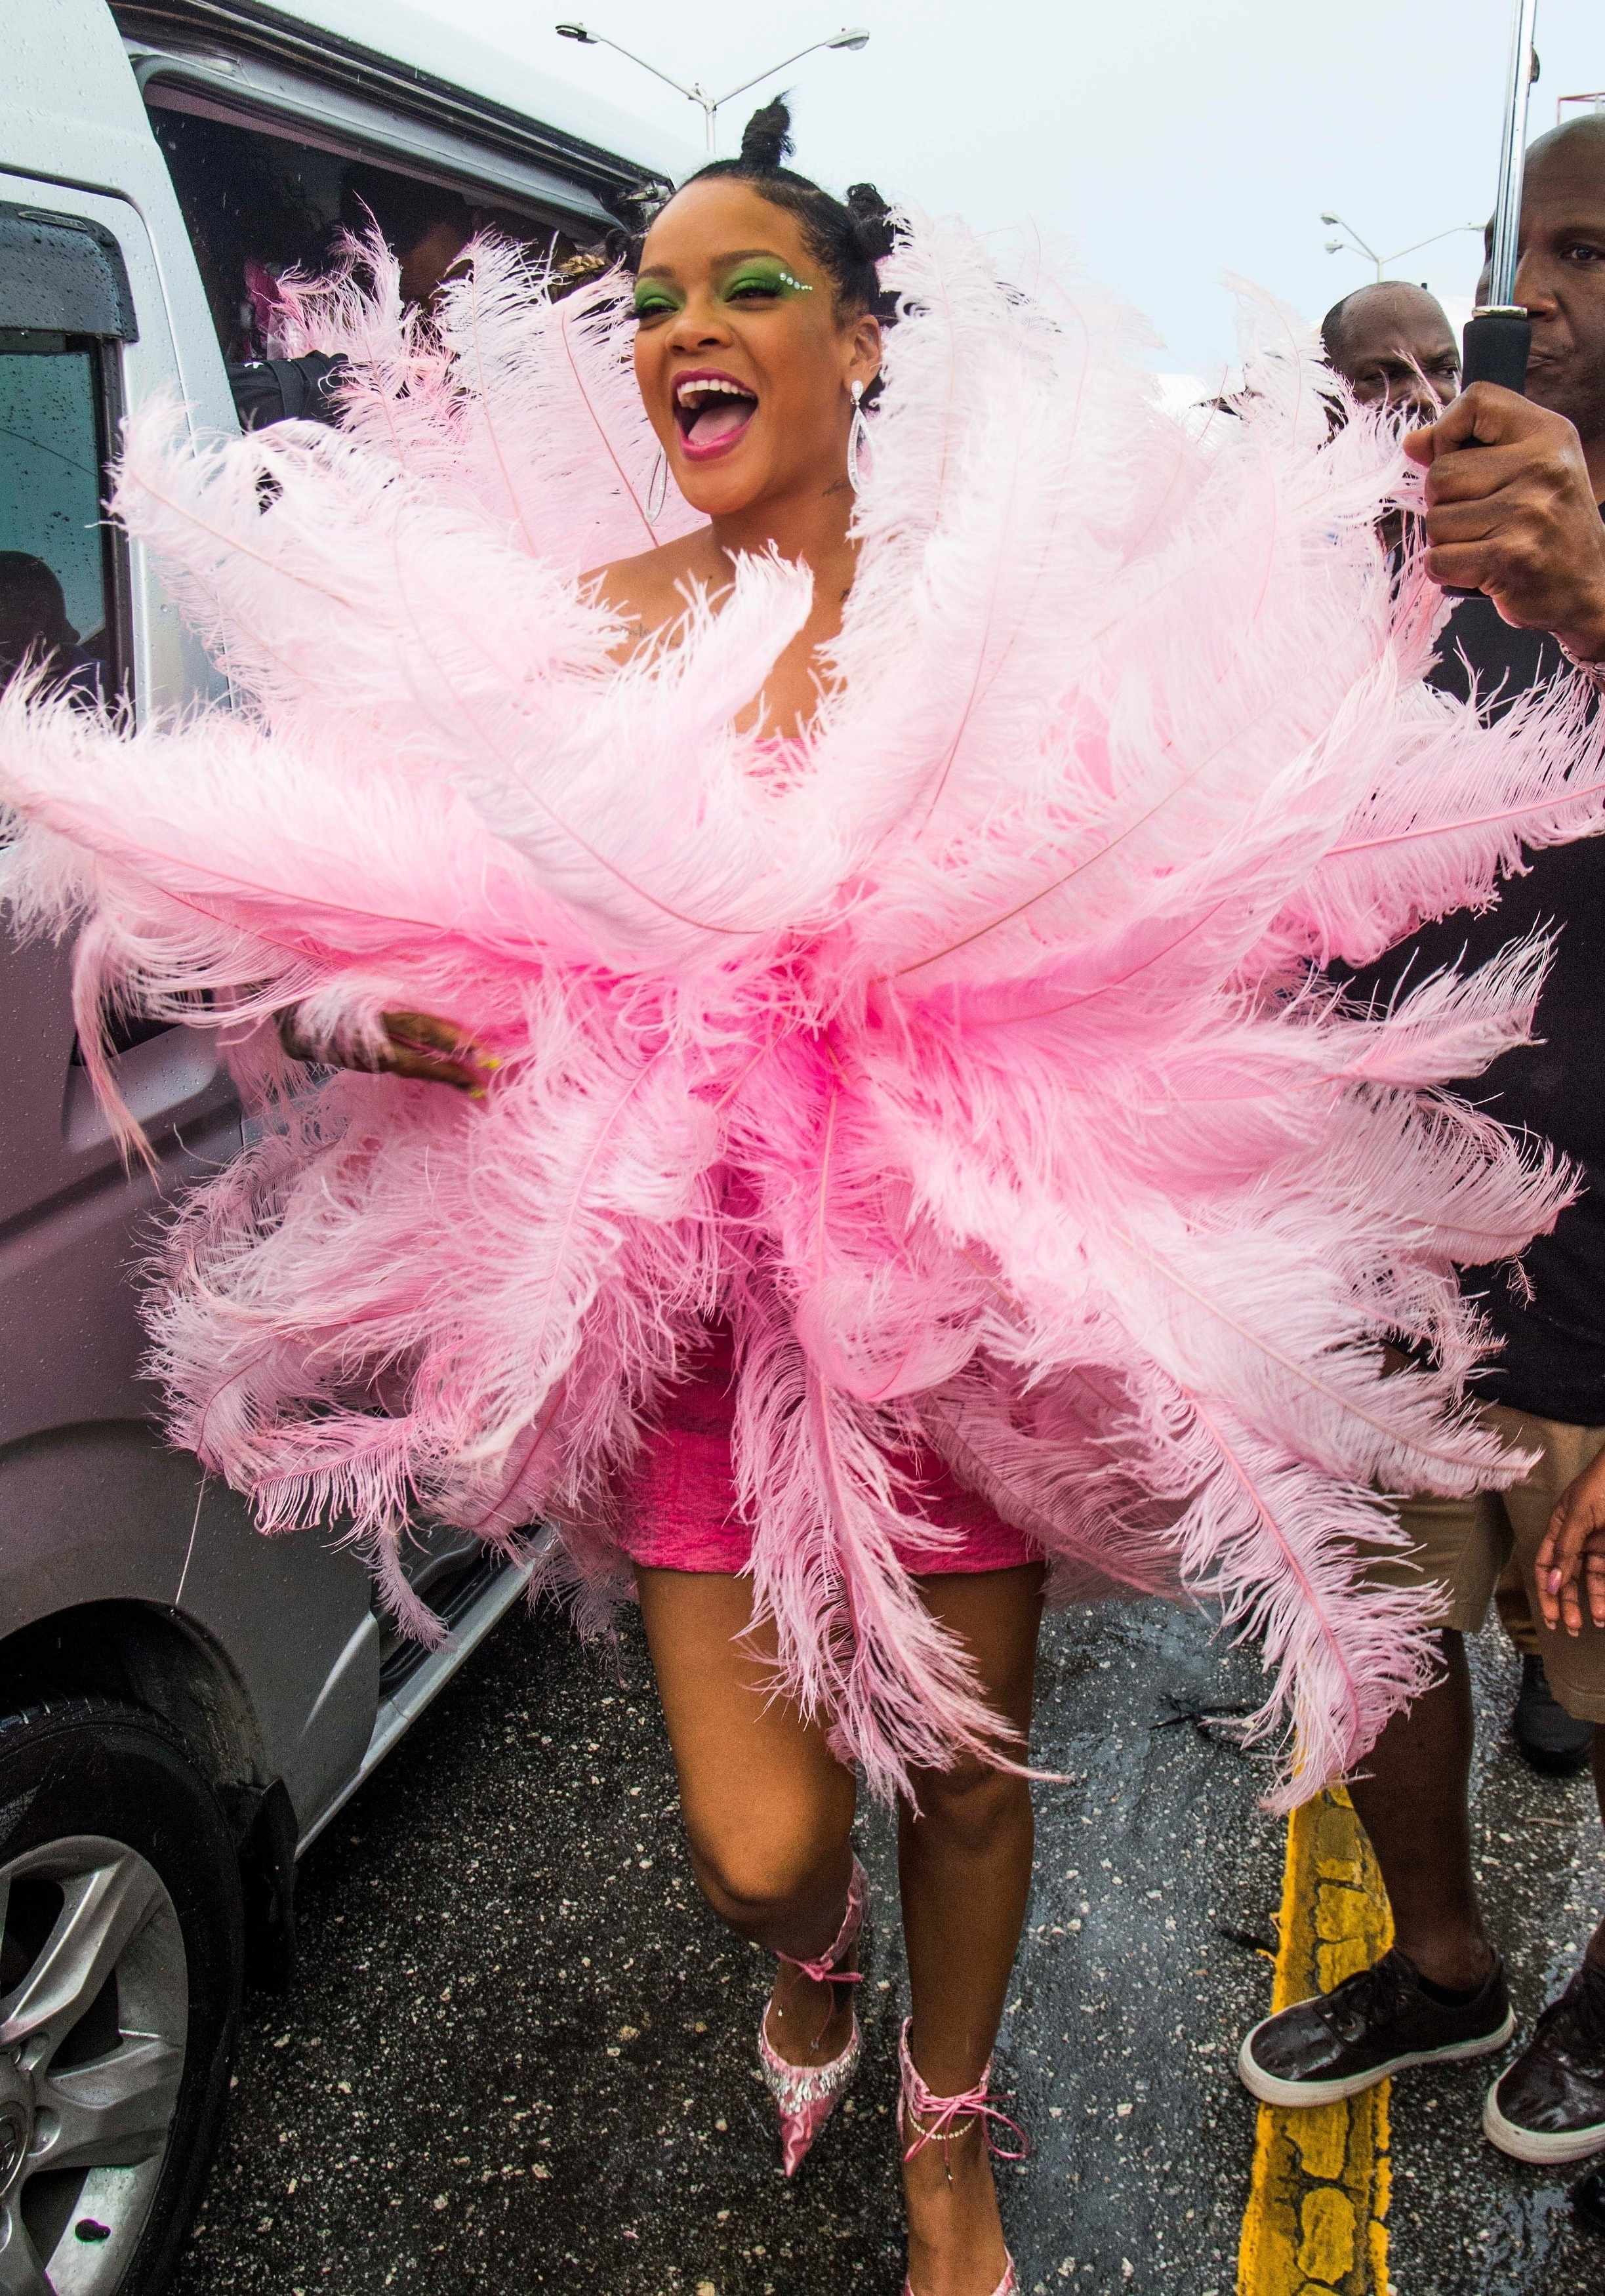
[
  {"x1": 1238, "y1": 1948, "x2": 1513, "y2": 2107},
  {"x1": 1484, "y1": 1963, "x2": 1605, "y2": 2163}
]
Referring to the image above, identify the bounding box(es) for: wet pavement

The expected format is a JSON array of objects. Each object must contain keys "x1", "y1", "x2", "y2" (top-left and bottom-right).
[{"x1": 173, "y1": 1592, "x2": 1605, "y2": 2296}]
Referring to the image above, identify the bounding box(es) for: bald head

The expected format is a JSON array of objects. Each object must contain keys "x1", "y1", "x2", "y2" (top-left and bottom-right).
[
  {"x1": 1526, "y1": 110, "x2": 1605, "y2": 180},
  {"x1": 1321, "y1": 282, "x2": 1461, "y2": 420}
]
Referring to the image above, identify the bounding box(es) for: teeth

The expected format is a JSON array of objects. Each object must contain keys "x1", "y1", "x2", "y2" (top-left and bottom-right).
[{"x1": 675, "y1": 377, "x2": 754, "y2": 406}]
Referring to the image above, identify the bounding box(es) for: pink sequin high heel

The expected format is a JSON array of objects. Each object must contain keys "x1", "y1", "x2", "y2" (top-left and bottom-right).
[
  {"x1": 756, "y1": 1855, "x2": 868, "y2": 2176},
  {"x1": 898, "y1": 2017, "x2": 1025, "y2": 2296}
]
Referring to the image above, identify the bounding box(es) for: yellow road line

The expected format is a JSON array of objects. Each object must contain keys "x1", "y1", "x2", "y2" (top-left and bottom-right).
[{"x1": 1236, "y1": 1786, "x2": 1394, "y2": 2296}]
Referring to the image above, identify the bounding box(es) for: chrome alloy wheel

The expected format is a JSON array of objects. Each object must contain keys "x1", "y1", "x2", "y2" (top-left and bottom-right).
[{"x1": 0, "y1": 1836, "x2": 187, "y2": 2295}]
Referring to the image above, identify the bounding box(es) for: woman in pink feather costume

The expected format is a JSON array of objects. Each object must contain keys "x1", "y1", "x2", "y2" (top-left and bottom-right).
[{"x1": 5, "y1": 93, "x2": 1605, "y2": 2291}]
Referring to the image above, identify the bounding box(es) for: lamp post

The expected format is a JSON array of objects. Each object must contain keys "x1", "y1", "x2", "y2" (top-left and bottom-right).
[
  {"x1": 1319, "y1": 211, "x2": 1483, "y2": 282},
  {"x1": 555, "y1": 22, "x2": 870, "y2": 154}
]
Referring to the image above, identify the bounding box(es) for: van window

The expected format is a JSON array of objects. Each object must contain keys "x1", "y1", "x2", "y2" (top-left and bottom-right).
[
  {"x1": 147, "y1": 100, "x2": 584, "y2": 361},
  {"x1": 0, "y1": 203, "x2": 132, "y2": 707},
  {"x1": 0, "y1": 347, "x2": 120, "y2": 707}
]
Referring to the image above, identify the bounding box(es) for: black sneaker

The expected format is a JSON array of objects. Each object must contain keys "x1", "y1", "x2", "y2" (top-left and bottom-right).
[
  {"x1": 1513, "y1": 1654, "x2": 1593, "y2": 1775},
  {"x1": 1574, "y1": 2163, "x2": 1605, "y2": 2234},
  {"x1": 1484, "y1": 1962, "x2": 1605, "y2": 2163},
  {"x1": 1238, "y1": 1948, "x2": 1513, "y2": 2106}
]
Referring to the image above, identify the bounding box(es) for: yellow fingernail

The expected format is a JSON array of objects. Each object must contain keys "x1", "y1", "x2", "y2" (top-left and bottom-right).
[
  {"x1": 483, "y1": 1055, "x2": 502, "y2": 1070},
  {"x1": 469, "y1": 1086, "x2": 487, "y2": 1100}
]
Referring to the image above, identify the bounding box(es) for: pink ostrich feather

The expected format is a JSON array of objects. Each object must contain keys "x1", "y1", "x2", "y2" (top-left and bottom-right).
[{"x1": 3, "y1": 213, "x2": 1605, "y2": 1807}]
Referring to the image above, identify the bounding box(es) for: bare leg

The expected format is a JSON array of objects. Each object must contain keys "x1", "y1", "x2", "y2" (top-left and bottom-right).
[
  {"x1": 635, "y1": 1568, "x2": 859, "y2": 2065},
  {"x1": 1345, "y1": 1628, "x2": 1494, "y2": 1991},
  {"x1": 899, "y1": 1564, "x2": 1045, "y2": 2296}
]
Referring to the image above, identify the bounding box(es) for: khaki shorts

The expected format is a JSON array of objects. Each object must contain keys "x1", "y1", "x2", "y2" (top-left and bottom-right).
[{"x1": 1364, "y1": 1404, "x2": 1605, "y2": 1723}]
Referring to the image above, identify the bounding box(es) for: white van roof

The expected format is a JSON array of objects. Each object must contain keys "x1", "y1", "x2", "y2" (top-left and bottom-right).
[
  {"x1": 285, "y1": 0, "x2": 699, "y2": 185},
  {"x1": 110, "y1": 0, "x2": 698, "y2": 223}
]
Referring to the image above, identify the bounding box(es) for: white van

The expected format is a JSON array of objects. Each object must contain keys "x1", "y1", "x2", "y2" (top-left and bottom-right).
[{"x1": 0, "y1": 9, "x2": 685, "y2": 2291}]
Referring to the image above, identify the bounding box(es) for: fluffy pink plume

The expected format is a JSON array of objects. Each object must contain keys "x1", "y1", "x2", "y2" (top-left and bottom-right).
[{"x1": 3, "y1": 220, "x2": 1604, "y2": 1807}]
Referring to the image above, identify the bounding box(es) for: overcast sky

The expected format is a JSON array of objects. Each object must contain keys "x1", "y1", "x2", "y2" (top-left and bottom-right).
[{"x1": 306, "y1": 0, "x2": 1602, "y2": 380}]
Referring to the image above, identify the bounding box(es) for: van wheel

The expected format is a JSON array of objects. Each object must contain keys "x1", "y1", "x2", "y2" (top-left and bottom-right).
[{"x1": 0, "y1": 1698, "x2": 243, "y2": 2294}]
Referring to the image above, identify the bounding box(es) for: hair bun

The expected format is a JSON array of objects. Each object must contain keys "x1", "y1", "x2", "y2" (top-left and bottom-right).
[
  {"x1": 845, "y1": 181, "x2": 895, "y2": 264},
  {"x1": 738, "y1": 98, "x2": 794, "y2": 174}
]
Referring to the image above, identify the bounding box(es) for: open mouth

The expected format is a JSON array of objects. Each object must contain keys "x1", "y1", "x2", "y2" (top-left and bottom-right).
[{"x1": 674, "y1": 369, "x2": 759, "y2": 459}]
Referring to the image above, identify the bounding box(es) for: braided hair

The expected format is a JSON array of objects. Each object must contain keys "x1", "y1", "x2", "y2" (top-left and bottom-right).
[{"x1": 673, "y1": 98, "x2": 896, "y2": 321}]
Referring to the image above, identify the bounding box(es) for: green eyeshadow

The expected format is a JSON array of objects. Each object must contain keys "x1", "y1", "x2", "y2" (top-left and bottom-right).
[
  {"x1": 721, "y1": 260, "x2": 813, "y2": 301},
  {"x1": 632, "y1": 279, "x2": 683, "y2": 318}
]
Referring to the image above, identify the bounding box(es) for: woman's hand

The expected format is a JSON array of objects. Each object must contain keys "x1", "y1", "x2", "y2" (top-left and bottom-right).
[
  {"x1": 278, "y1": 1006, "x2": 497, "y2": 1094},
  {"x1": 1534, "y1": 1448, "x2": 1605, "y2": 1637}
]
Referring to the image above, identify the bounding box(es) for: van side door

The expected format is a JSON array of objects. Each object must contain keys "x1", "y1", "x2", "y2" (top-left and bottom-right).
[{"x1": 0, "y1": 181, "x2": 380, "y2": 1837}]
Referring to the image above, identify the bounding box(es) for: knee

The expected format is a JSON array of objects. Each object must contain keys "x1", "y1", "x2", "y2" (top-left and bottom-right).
[
  {"x1": 685, "y1": 1815, "x2": 847, "y2": 1940},
  {"x1": 906, "y1": 1756, "x2": 1030, "y2": 1856}
]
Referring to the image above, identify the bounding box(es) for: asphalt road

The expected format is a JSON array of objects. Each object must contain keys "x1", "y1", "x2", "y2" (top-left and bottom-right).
[{"x1": 172, "y1": 1589, "x2": 1605, "y2": 2296}]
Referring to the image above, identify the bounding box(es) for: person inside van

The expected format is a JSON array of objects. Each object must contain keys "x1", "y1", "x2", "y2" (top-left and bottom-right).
[
  {"x1": 229, "y1": 166, "x2": 477, "y2": 432},
  {"x1": 0, "y1": 553, "x2": 102, "y2": 703},
  {"x1": 339, "y1": 163, "x2": 476, "y2": 311}
]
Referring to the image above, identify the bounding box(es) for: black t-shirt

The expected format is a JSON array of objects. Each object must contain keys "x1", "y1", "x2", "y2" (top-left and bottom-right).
[{"x1": 1339, "y1": 596, "x2": 1605, "y2": 1425}]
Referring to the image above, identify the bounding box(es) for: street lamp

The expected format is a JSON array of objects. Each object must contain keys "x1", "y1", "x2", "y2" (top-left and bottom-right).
[
  {"x1": 1320, "y1": 210, "x2": 1482, "y2": 283},
  {"x1": 555, "y1": 22, "x2": 871, "y2": 153}
]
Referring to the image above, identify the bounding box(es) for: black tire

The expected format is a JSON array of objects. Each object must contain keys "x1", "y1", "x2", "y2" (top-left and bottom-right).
[{"x1": 0, "y1": 1696, "x2": 243, "y2": 2295}]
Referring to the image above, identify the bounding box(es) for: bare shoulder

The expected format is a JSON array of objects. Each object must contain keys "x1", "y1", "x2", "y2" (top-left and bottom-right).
[{"x1": 583, "y1": 529, "x2": 722, "y2": 661}]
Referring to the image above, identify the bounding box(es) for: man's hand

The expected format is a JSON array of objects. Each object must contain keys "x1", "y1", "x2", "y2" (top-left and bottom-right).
[
  {"x1": 1535, "y1": 1445, "x2": 1605, "y2": 1637},
  {"x1": 1404, "y1": 384, "x2": 1605, "y2": 661}
]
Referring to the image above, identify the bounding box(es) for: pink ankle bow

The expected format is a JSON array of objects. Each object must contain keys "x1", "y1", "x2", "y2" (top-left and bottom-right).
[{"x1": 898, "y1": 2019, "x2": 1028, "y2": 2165}]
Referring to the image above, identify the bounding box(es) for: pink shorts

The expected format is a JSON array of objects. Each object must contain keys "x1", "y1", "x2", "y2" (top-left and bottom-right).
[{"x1": 619, "y1": 1325, "x2": 1038, "y2": 1577}]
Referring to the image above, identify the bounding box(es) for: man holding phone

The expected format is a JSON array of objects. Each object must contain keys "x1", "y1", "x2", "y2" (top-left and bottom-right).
[{"x1": 1238, "y1": 112, "x2": 1605, "y2": 2211}]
